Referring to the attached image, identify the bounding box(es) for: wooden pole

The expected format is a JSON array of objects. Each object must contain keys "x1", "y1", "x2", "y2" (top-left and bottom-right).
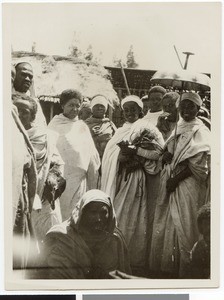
[
  {"x1": 119, "y1": 61, "x2": 131, "y2": 95},
  {"x1": 50, "y1": 102, "x2": 54, "y2": 121}
]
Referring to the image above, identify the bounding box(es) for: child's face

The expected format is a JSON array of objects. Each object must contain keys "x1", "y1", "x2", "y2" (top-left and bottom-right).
[
  {"x1": 14, "y1": 100, "x2": 34, "y2": 129},
  {"x1": 92, "y1": 104, "x2": 106, "y2": 118},
  {"x1": 79, "y1": 107, "x2": 92, "y2": 120}
]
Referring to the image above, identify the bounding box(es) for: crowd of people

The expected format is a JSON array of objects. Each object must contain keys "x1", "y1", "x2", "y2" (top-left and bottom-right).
[{"x1": 11, "y1": 61, "x2": 211, "y2": 279}]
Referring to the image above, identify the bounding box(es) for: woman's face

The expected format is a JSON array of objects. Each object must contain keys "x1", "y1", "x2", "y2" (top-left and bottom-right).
[
  {"x1": 148, "y1": 92, "x2": 163, "y2": 112},
  {"x1": 162, "y1": 97, "x2": 178, "y2": 122},
  {"x1": 80, "y1": 201, "x2": 110, "y2": 234},
  {"x1": 62, "y1": 98, "x2": 81, "y2": 119},
  {"x1": 179, "y1": 99, "x2": 199, "y2": 122},
  {"x1": 123, "y1": 102, "x2": 141, "y2": 123},
  {"x1": 92, "y1": 104, "x2": 106, "y2": 119},
  {"x1": 14, "y1": 100, "x2": 34, "y2": 129}
]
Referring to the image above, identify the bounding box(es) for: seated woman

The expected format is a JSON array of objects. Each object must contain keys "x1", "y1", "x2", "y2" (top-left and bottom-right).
[
  {"x1": 101, "y1": 95, "x2": 164, "y2": 277},
  {"x1": 85, "y1": 95, "x2": 116, "y2": 160},
  {"x1": 13, "y1": 95, "x2": 66, "y2": 247},
  {"x1": 42, "y1": 189, "x2": 131, "y2": 279},
  {"x1": 150, "y1": 92, "x2": 210, "y2": 279},
  {"x1": 48, "y1": 89, "x2": 100, "y2": 221}
]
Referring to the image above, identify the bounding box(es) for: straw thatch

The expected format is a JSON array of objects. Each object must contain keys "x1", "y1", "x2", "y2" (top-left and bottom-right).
[{"x1": 12, "y1": 51, "x2": 119, "y2": 107}]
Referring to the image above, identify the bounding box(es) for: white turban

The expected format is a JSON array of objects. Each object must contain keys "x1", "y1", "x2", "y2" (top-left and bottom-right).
[
  {"x1": 121, "y1": 95, "x2": 143, "y2": 110},
  {"x1": 90, "y1": 95, "x2": 108, "y2": 111},
  {"x1": 180, "y1": 92, "x2": 202, "y2": 107}
]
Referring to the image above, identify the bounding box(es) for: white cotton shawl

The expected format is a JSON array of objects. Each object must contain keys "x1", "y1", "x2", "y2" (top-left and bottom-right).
[
  {"x1": 143, "y1": 110, "x2": 162, "y2": 126},
  {"x1": 48, "y1": 114, "x2": 100, "y2": 220},
  {"x1": 101, "y1": 122, "x2": 133, "y2": 201}
]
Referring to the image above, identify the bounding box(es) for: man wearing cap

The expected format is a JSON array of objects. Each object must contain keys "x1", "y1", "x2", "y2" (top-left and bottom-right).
[
  {"x1": 150, "y1": 91, "x2": 210, "y2": 279},
  {"x1": 12, "y1": 62, "x2": 46, "y2": 127}
]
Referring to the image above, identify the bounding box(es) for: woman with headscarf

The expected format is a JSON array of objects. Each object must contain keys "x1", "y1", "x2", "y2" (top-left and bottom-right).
[
  {"x1": 48, "y1": 89, "x2": 100, "y2": 221},
  {"x1": 42, "y1": 189, "x2": 131, "y2": 279},
  {"x1": 150, "y1": 92, "x2": 210, "y2": 279},
  {"x1": 101, "y1": 95, "x2": 164, "y2": 276},
  {"x1": 85, "y1": 95, "x2": 116, "y2": 161}
]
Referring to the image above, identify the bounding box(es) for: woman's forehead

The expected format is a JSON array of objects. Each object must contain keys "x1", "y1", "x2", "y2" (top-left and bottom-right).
[
  {"x1": 84, "y1": 201, "x2": 109, "y2": 210},
  {"x1": 180, "y1": 99, "x2": 196, "y2": 106},
  {"x1": 92, "y1": 104, "x2": 105, "y2": 108},
  {"x1": 163, "y1": 97, "x2": 176, "y2": 104},
  {"x1": 65, "y1": 98, "x2": 81, "y2": 105},
  {"x1": 123, "y1": 101, "x2": 139, "y2": 109}
]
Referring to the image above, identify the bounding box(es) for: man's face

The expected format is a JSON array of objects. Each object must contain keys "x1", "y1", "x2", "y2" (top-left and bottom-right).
[
  {"x1": 148, "y1": 92, "x2": 163, "y2": 112},
  {"x1": 14, "y1": 64, "x2": 33, "y2": 93},
  {"x1": 80, "y1": 201, "x2": 110, "y2": 234}
]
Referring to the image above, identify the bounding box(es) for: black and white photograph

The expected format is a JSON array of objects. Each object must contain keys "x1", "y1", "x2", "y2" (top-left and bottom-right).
[{"x1": 2, "y1": 1, "x2": 221, "y2": 290}]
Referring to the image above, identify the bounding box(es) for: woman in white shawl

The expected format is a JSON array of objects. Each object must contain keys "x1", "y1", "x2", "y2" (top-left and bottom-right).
[
  {"x1": 150, "y1": 92, "x2": 210, "y2": 279},
  {"x1": 48, "y1": 89, "x2": 100, "y2": 221},
  {"x1": 101, "y1": 95, "x2": 164, "y2": 276}
]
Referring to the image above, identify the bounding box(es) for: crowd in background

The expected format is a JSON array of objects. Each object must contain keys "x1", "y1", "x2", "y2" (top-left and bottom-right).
[{"x1": 11, "y1": 62, "x2": 211, "y2": 279}]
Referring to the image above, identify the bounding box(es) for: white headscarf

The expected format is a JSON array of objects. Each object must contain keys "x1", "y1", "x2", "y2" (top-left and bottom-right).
[
  {"x1": 180, "y1": 92, "x2": 202, "y2": 107},
  {"x1": 90, "y1": 95, "x2": 108, "y2": 111},
  {"x1": 121, "y1": 95, "x2": 143, "y2": 110},
  {"x1": 71, "y1": 189, "x2": 116, "y2": 233}
]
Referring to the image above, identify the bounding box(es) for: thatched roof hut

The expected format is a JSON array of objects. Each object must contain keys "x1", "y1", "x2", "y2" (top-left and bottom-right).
[
  {"x1": 12, "y1": 51, "x2": 121, "y2": 123},
  {"x1": 12, "y1": 51, "x2": 119, "y2": 107}
]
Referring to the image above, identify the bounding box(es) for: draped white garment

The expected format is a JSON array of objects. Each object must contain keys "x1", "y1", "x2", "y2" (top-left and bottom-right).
[
  {"x1": 48, "y1": 114, "x2": 100, "y2": 221},
  {"x1": 150, "y1": 118, "x2": 210, "y2": 278}
]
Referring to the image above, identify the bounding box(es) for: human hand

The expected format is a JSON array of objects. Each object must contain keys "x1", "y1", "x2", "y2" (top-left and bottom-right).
[
  {"x1": 162, "y1": 151, "x2": 173, "y2": 164},
  {"x1": 166, "y1": 177, "x2": 178, "y2": 193},
  {"x1": 120, "y1": 145, "x2": 137, "y2": 156},
  {"x1": 97, "y1": 133, "x2": 111, "y2": 141}
]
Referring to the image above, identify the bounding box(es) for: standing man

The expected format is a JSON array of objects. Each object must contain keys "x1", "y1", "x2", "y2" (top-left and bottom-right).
[
  {"x1": 143, "y1": 86, "x2": 166, "y2": 126},
  {"x1": 13, "y1": 62, "x2": 46, "y2": 126}
]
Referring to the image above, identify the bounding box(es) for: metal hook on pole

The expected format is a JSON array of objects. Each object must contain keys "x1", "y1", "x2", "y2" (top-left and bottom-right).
[{"x1": 183, "y1": 52, "x2": 195, "y2": 69}]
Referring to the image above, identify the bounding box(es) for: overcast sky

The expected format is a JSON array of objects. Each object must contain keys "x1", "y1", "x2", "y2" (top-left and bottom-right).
[{"x1": 8, "y1": 2, "x2": 221, "y2": 74}]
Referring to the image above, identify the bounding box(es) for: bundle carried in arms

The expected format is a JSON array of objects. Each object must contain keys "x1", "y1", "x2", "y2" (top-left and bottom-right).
[{"x1": 117, "y1": 122, "x2": 164, "y2": 180}]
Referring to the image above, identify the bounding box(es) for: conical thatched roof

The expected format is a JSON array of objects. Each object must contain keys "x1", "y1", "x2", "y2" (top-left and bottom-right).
[{"x1": 12, "y1": 51, "x2": 119, "y2": 107}]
